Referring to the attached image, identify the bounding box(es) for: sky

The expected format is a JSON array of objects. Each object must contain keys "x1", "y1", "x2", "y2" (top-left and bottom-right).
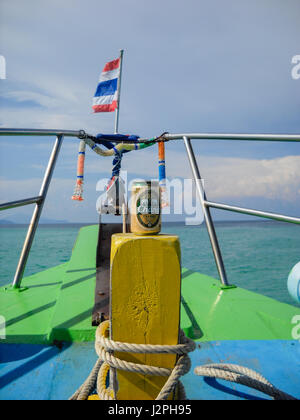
[{"x1": 0, "y1": 0, "x2": 299, "y2": 223}]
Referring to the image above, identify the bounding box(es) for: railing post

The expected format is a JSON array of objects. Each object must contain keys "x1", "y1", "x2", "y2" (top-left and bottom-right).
[
  {"x1": 12, "y1": 135, "x2": 64, "y2": 289},
  {"x1": 183, "y1": 136, "x2": 229, "y2": 286}
]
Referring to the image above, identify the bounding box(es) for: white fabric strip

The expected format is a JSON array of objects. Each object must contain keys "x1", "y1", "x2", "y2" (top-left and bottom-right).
[
  {"x1": 99, "y1": 68, "x2": 120, "y2": 83},
  {"x1": 93, "y1": 91, "x2": 118, "y2": 105}
]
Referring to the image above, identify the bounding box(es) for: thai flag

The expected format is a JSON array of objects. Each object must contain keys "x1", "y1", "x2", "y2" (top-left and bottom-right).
[{"x1": 93, "y1": 57, "x2": 120, "y2": 113}]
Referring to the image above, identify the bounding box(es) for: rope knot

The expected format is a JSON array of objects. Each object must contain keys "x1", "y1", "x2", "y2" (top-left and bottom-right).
[{"x1": 70, "y1": 321, "x2": 195, "y2": 401}]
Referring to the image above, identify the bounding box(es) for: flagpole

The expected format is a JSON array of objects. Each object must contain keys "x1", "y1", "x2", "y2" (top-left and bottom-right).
[{"x1": 114, "y1": 49, "x2": 124, "y2": 134}]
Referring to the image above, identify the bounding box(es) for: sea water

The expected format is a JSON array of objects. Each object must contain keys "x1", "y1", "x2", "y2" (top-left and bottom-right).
[{"x1": 0, "y1": 221, "x2": 299, "y2": 307}]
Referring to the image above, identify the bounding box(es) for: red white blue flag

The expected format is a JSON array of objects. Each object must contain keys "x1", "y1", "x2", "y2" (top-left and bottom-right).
[{"x1": 93, "y1": 57, "x2": 120, "y2": 113}]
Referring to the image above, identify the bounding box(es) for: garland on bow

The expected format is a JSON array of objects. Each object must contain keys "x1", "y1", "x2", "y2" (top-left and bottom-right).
[
  {"x1": 71, "y1": 132, "x2": 168, "y2": 202},
  {"x1": 72, "y1": 140, "x2": 86, "y2": 201}
]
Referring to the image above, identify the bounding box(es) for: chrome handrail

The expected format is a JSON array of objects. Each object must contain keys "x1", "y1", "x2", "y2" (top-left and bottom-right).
[
  {"x1": 0, "y1": 132, "x2": 67, "y2": 288},
  {"x1": 205, "y1": 201, "x2": 300, "y2": 225},
  {"x1": 0, "y1": 196, "x2": 43, "y2": 212},
  {"x1": 0, "y1": 128, "x2": 299, "y2": 289},
  {"x1": 0, "y1": 128, "x2": 86, "y2": 137},
  {"x1": 166, "y1": 133, "x2": 300, "y2": 142},
  {"x1": 182, "y1": 135, "x2": 300, "y2": 287},
  {"x1": 2, "y1": 129, "x2": 300, "y2": 142},
  {"x1": 183, "y1": 136, "x2": 229, "y2": 286}
]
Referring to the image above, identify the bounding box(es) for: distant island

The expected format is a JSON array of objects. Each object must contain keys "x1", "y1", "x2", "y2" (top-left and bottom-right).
[{"x1": 0, "y1": 219, "x2": 15, "y2": 225}]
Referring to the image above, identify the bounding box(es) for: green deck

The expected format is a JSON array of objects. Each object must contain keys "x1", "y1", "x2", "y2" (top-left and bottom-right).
[
  {"x1": 0, "y1": 225, "x2": 299, "y2": 345},
  {"x1": 0, "y1": 226, "x2": 98, "y2": 345}
]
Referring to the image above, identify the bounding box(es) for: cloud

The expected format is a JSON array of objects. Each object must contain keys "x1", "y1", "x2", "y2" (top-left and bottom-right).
[
  {"x1": 1, "y1": 0, "x2": 300, "y2": 136},
  {"x1": 3, "y1": 151, "x2": 298, "y2": 204},
  {"x1": 112, "y1": 149, "x2": 300, "y2": 202},
  {"x1": 0, "y1": 150, "x2": 299, "y2": 223},
  {"x1": 0, "y1": 0, "x2": 299, "y2": 221},
  {"x1": 202, "y1": 155, "x2": 300, "y2": 202},
  {"x1": 1, "y1": 90, "x2": 63, "y2": 108},
  {"x1": 0, "y1": 176, "x2": 93, "y2": 223},
  {"x1": 0, "y1": 105, "x2": 114, "y2": 133}
]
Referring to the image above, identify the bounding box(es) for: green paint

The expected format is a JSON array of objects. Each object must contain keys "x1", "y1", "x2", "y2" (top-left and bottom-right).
[
  {"x1": 48, "y1": 225, "x2": 98, "y2": 343},
  {"x1": 139, "y1": 141, "x2": 155, "y2": 149},
  {"x1": 181, "y1": 268, "x2": 300, "y2": 342},
  {"x1": 0, "y1": 225, "x2": 299, "y2": 346},
  {"x1": 0, "y1": 225, "x2": 99, "y2": 345},
  {"x1": 0, "y1": 263, "x2": 65, "y2": 344}
]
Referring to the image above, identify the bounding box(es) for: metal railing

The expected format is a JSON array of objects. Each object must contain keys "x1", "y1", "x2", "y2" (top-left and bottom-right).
[
  {"x1": 181, "y1": 134, "x2": 300, "y2": 286},
  {"x1": 0, "y1": 128, "x2": 300, "y2": 289},
  {"x1": 0, "y1": 129, "x2": 88, "y2": 289}
]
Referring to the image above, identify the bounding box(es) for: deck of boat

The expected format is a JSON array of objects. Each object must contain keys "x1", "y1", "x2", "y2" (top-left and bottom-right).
[{"x1": 0, "y1": 225, "x2": 299, "y2": 400}]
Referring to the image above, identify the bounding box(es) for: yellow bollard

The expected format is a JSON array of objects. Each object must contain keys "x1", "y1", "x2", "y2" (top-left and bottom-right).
[{"x1": 110, "y1": 233, "x2": 181, "y2": 400}]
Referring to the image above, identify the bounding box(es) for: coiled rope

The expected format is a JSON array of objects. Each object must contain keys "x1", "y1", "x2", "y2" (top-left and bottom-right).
[
  {"x1": 194, "y1": 364, "x2": 297, "y2": 400},
  {"x1": 69, "y1": 321, "x2": 297, "y2": 401},
  {"x1": 70, "y1": 320, "x2": 196, "y2": 401}
]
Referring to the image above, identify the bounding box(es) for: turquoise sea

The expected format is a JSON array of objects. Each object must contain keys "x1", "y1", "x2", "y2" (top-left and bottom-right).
[{"x1": 0, "y1": 221, "x2": 299, "y2": 307}]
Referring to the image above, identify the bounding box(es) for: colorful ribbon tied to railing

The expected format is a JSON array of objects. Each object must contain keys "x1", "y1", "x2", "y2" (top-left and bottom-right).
[
  {"x1": 71, "y1": 133, "x2": 159, "y2": 202},
  {"x1": 72, "y1": 140, "x2": 86, "y2": 201},
  {"x1": 158, "y1": 141, "x2": 169, "y2": 208}
]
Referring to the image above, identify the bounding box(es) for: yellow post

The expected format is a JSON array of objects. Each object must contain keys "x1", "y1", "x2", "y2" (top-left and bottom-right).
[{"x1": 110, "y1": 233, "x2": 181, "y2": 400}]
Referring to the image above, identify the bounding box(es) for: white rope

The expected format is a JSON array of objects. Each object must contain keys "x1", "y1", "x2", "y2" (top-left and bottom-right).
[
  {"x1": 97, "y1": 330, "x2": 194, "y2": 355},
  {"x1": 70, "y1": 323, "x2": 298, "y2": 401},
  {"x1": 70, "y1": 327, "x2": 196, "y2": 400},
  {"x1": 194, "y1": 364, "x2": 297, "y2": 400}
]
